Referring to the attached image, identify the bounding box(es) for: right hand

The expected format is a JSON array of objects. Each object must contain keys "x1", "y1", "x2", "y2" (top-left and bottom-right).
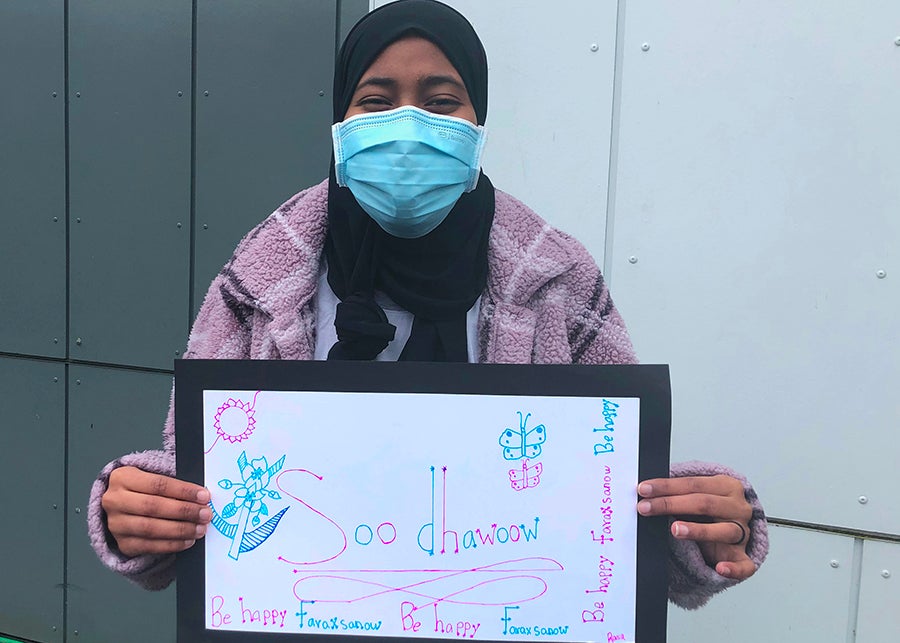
[{"x1": 102, "y1": 467, "x2": 212, "y2": 557}]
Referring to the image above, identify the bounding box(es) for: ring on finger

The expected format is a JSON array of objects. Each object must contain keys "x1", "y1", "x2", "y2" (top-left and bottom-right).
[{"x1": 724, "y1": 520, "x2": 747, "y2": 545}]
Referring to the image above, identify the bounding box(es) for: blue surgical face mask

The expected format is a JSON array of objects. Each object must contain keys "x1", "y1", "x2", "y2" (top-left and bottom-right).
[{"x1": 332, "y1": 106, "x2": 487, "y2": 238}]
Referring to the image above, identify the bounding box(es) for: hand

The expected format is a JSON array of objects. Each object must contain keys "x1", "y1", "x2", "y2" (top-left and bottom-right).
[
  {"x1": 102, "y1": 466, "x2": 212, "y2": 557},
  {"x1": 637, "y1": 475, "x2": 756, "y2": 580}
]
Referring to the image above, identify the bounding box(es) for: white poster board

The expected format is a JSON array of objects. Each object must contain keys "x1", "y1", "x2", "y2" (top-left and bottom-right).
[{"x1": 176, "y1": 361, "x2": 671, "y2": 643}]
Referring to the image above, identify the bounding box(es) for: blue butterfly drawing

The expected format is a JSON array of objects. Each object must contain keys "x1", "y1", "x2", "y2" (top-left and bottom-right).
[{"x1": 499, "y1": 411, "x2": 547, "y2": 460}]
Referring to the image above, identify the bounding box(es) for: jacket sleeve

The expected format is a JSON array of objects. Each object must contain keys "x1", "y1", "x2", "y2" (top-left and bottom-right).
[{"x1": 86, "y1": 270, "x2": 255, "y2": 590}]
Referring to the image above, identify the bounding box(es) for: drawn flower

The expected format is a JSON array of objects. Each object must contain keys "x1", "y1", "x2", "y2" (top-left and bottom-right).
[{"x1": 213, "y1": 395, "x2": 258, "y2": 444}]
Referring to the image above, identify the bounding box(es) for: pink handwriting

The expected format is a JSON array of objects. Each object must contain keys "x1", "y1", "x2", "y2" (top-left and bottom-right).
[{"x1": 433, "y1": 604, "x2": 481, "y2": 638}]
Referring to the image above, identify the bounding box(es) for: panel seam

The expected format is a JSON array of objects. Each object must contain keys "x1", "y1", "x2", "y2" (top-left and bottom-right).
[
  {"x1": 62, "y1": 0, "x2": 71, "y2": 638},
  {"x1": 845, "y1": 538, "x2": 864, "y2": 643},
  {"x1": 603, "y1": 0, "x2": 627, "y2": 286},
  {"x1": 188, "y1": 0, "x2": 198, "y2": 322}
]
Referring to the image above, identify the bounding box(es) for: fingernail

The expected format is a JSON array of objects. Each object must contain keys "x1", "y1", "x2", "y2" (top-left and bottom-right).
[
  {"x1": 184, "y1": 539, "x2": 196, "y2": 548},
  {"x1": 199, "y1": 508, "x2": 211, "y2": 522},
  {"x1": 673, "y1": 523, "x2": 688, "y2": 537},
  {"x1": 638, "y1": 483, "x2": 653, "y2": 496},
  {"x1": 197, "y1": 489, "x2": 210, "y2": 503},
  {"x1": 637, "y1": 500, "x2": 652, "y2": 515},
  {"x1": 195, "y1": 524, "x2": 207, "y2": 538}
]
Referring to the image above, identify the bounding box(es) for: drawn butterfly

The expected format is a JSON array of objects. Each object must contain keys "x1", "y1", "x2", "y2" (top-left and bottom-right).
[
  {"x1": 509, "y1": 458, "x2": 543, "y2": 491},
  {"x1": 499, "y1": 411, "x2": 547, "y2": 460}
]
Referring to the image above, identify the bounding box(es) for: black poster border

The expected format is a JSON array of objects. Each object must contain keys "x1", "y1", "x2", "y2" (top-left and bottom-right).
[{"x1": 176, "y1": 360, "x2": 671, "y2": 643}]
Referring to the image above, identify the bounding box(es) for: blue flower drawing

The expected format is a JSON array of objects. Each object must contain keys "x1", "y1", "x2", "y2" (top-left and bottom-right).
[{"x1": 210, "y1": 451, "x2": 289, "y2": 560}]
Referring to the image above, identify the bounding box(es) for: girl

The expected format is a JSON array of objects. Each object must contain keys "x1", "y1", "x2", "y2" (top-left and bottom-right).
[{"x1": 91, "y1": 0, "x2": 767, "y2": 609}]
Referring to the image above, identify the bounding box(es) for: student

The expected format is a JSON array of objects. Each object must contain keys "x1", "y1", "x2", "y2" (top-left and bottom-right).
[{"x1": 90, "y1": 0, "x2": 767, "y2": 608}]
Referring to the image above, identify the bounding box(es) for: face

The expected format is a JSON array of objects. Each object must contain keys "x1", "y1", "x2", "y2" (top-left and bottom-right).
[{"x1": 344, "y1": 36, "x2": 477, "y2": 124}]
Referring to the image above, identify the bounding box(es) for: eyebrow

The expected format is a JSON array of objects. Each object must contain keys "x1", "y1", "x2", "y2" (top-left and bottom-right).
[{"x1": 354, "y1": 74, "x2": 467, "y2": 92}]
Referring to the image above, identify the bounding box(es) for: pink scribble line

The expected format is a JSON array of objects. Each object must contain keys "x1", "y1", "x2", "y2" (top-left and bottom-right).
[
  {"x1": 293, "y1": 573, "x2": 547, "y2": 608},
  {"x1": 291, "y1": 557, "x2": 562, "y2": 608},
  {"x1": 297, "y1": 556, "x2": 564, "y2": 574},
  {"x1": 274, "y1": 468, "x2": 348, "y2": 566}
]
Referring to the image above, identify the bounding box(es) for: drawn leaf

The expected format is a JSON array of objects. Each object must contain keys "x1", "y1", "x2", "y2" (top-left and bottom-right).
[
  {"x1": 237, "y1": 451, "x2": 248, "y2": 472},
  {"x1": 222, "y1": 502, "x2": 237, "y2": 519},
  {"x1": 266, "y1": 455, "x2": 286, "y2": 479},
  {"x1": 267, "y1": 490, "x2": 281, "y2": 500},
  {"x1": 252, "y1": 515, "x2": 261, "y2": 527},
  {"x1": 218, "y1": 479, "x2": 233, "y2": 490},
  {"x1": 240, "y1": 507, "x2": 289, "y2": 553},
  {"x1": 259, "y1": 502, "x2": 269, "y2": 516}
]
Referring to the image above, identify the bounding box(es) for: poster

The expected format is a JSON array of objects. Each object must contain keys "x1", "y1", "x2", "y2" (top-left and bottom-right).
[{"x1": 176, "y1": 361, "x2": 670, "y2": 643}]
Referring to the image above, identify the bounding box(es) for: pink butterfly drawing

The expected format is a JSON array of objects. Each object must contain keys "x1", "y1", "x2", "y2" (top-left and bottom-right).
[{"x1": 509, "y1": 458, "x2": 543, "y2": 492}]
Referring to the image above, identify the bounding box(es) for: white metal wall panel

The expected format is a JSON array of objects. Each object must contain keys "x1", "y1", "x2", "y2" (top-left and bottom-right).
[
  {"x1": 373, "y1": 0, "x2": 619, "y2": 259},
  {"x1": 668, "y1": 526, "x2": 855, "y2": 643},
  {"x1": 610, "y1": 0, "x2": 900, "y2": 534},
  {"x1": 856, "y1": 540, "x2": 900, "y2": 643}
]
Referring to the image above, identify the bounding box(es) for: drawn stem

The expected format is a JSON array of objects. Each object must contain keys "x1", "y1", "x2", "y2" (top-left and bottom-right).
[{"x1": 229, "y1": 505, "x2": 251, "y2": 560}]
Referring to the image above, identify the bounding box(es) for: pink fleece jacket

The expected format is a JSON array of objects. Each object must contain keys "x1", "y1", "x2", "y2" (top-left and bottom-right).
[{"x1": 88, "y1": 180, "x2": 768, "y2": 607}]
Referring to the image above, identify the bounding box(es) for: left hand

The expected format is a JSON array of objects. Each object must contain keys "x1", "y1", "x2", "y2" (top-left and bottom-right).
[{"x1": 637, "y1": 475, "x2": 756, "y2": 580}]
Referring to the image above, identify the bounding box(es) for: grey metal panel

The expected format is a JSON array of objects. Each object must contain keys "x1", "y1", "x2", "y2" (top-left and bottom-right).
[
  {"x1": 339, "y1": 0, "x2": 370, "y2": 46},
  {"x1": 68, "y1": 0, "x2": 192, "y2": 369},
  {"x1": 0, "y1": 357, "x2": 65, "y2": 642},
  {"x1": 610, "y1": 0, "x2": 900, "y2": 534},
  {"x1": 668, "y1": 525, "x2": 854, "y2": 643},
  {"x1": 193, "y1": 0, "x2": 337, "y2": 313},
  {"x1": 0, "y1": 1, "x2": 66, "y2": 358},
  {"x1": 857, "y1": 540, "x2": 900, "y2": 643},
  {"x1": 67, "y1": 364, "x2": 175, "y2": 642}
]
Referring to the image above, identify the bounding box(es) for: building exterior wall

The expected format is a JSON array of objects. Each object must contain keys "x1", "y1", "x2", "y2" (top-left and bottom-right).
[{"x1": 1, "y1": 1, "x2": 897, "y2": 640}]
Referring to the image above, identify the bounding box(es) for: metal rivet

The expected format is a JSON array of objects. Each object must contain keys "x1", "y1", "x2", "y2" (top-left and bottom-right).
[
  {"x1": 177, "y1": 90, "x2": 183, "y2": 97},
  {"x1": 176, "y1": 222, "x2": 182, "y2": 228},
  {"x1": 74, "y1": 507, "x2": 81, "y2": 514},
  {"x1": 74, "y1": 631, "x2": 79, "y2": 636},
  {"x1": 882, "y1": 569, "x2": 892, "y2": 578},
  {"x1": 204, "y1": 90, "x2": 210, "y2": 96},
  {"x1": 53, "y1": 216, "x2": 59, "y2": 222},
  {"x1": 76, "y1": 217, "x2": 81, "y2": 223},
  {"x1": 203, "y1": 223, "x2": 209, "y2": 230},
  {"x1": 75, "y1": 337, "x2": 82, "y2": 346},
  {"x1": 830, "y1": 560, "x2": 840, "y2": 568},
  {"x1": 53, "y1": 339, "x2": 59, "y2": 345},
  {"x1": 876, "y1": 270, "x2": 886, "y2": 279},
  {"x1": 52, "y1": 504, "x2": 58, "y2": 509},
  {"x1": 75, "y1": 91, "x2": 81, "y2": 98},
  {"x1": 318, "y1": 90, "x2": 325, "y2": 97},
  {"x1": 628, "y1": 256, "x2": 638, "y2": 264},
  {"x1": 858, "y1": 495, "x2": 868, "y2": 504},
  {"x1": 175, "y1": 350, "x2": 181, "y2": 356},
  {"x1": 590, "y1": 43, "x2": 599, "y2": 52},
  {"x1": 75, "y1": 379, "x2": 81, "y2": 385},
  {"x1": 53, "y1": 376, "x2": 59, "y2": 382},
  {"x1": 52, "y1": 626, "x2": 57, "y2": 631},
  {"x1": 641, "y1": 43, "x2": 650, "y2": 52},
  {"x1": 52, "y1": 92, "x2": 58, "y2": 98},
  {"x1": 895, "y1": 36, "x2": 900, "y2": 46}
]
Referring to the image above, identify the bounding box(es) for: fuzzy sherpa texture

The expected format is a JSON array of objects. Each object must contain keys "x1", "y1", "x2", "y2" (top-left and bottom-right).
[{"x1": 87, "y1": 180, "x2": 768, "y2": 603}]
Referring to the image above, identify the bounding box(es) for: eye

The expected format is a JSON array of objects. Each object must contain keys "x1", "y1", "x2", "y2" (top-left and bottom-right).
[
  {"x1": 424, "y1": 95, "x2": 463, "y2": 115},
  {"x1": 356, "y1": 95, "x2": 394, "y2": 111}
]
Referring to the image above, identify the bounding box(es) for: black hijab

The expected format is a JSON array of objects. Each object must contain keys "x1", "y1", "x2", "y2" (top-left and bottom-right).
[{"x1": 324, "y1": 0, "x2": 495, "y2": 362}]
